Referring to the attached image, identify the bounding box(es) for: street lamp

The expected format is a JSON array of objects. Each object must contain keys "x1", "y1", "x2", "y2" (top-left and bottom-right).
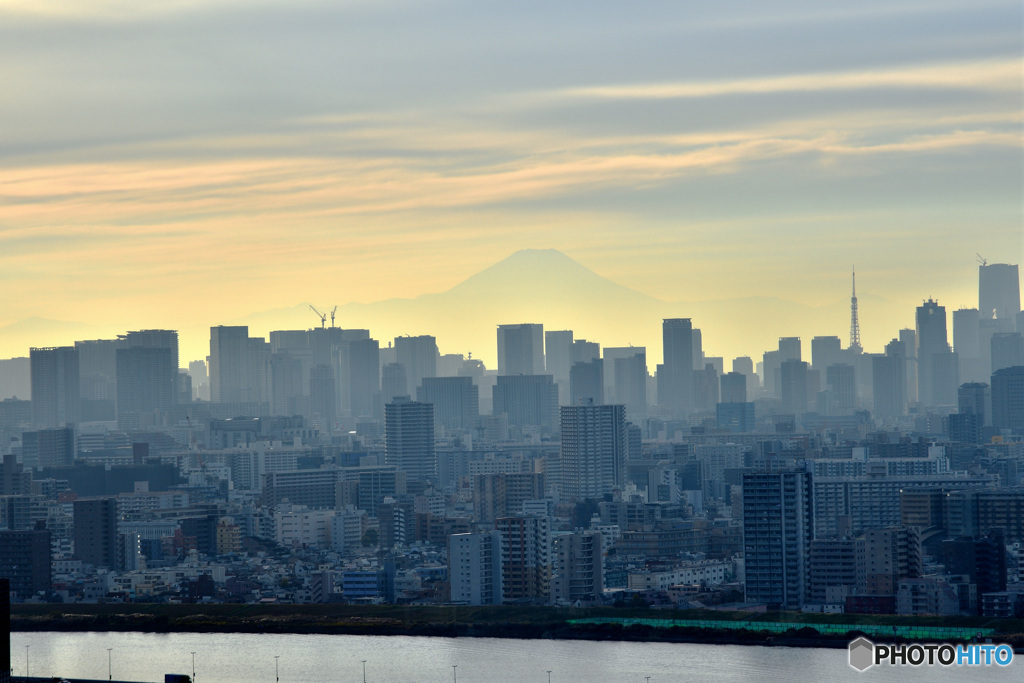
[
  {"x1": 361, "y1": 660, "x2": 367, "y2": 683},
  {"x1": 275, "y1": 655, "x2": 280, "y2": 683},
  {"x1": 191, "y1": 651, "x2": 196, "y2": 683},
  {"x1": 546, "y1": 670, "x2": 551, "y2": 683},
  {"x1": 25, "y1": 645, "x2": 29, "y2": 677},
  {"x1": 452, "y1": 664, "x2": 457, "y2": 683},
  {"x1": 107, "y1": 648, "x2": 113, "y2": 681}
]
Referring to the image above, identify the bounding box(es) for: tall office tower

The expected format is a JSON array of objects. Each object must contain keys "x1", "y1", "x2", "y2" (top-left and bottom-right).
[
  {"x1": 73, "y1": 497, "x2": 118, "y2": 570},
  {"x1": 929, "y1": 350, "x2": 960, "y2": 407},
  {"x1": 872, "y1": 355, "x2": 906, "y2": 420},
  {"x1": 341, "y1": 337, "x2": 381, "y2": 419},
  {"x1": 309, "y1": 365, "x2": 337, "y2": 428},
  {"x1": 849, "y1": 269, "x2": 863, "y2": 353},
  {"x1": 659, "y1": 318, "x2": 694, "y2": 416},
  {"x1": 188, "y1": 360, "x2": 209, "y2": 401},
  {"x1": 417, "y1": 376, "x2": 479, "y2": 432},
  {"x1": 115, "y1": 330, "x2": 178, "y2": 429},
  {"x1": 612, "y1": 352, "x2": 648, "y2": 419},
  {"x1": 742, "y1": 468, "x2": 814, "y2": 610},
  {"x1": 991, "y1": 366, "x2": 1024, "y2": 432},
  {"x1": 953, "y1": 308, "x2": 984, "y2": 382},
  {"x1": 492, "y1": 375, "x2": 559, "y2": 431},
  {"x1": 497, "y1": 324, "x2": 544, "y2": 376},
  {"x1": 691, "y1": 327, "x2": 704, "y2": 370},
  {"x1": 779, "y1": 360, "x2": 809, "y2": 415},
  {"x1": 733, "y1": 356, "x2": 758, "y2": 398},
  {"x1": 385, "y1": 397, "x2": 436, "y2": 482},
  {"x1": 569, "y1": 359, "x2": 603, "y2": 406},
  {"x1": 779, "y1": 337, "x2": 802, "y2": 362},
  {"x1": 496, "y1": 515, "x2": 552, "y2": 603},
  {"x1": 29, "y1": 346, "x2": 80, "y2": 428},
  {"x1": 394, "y1": 335, "x2": 438, "y2": 394},
  {"x1": 246, "y1": 337, "x2": 272, "y2": 404},
  {"x1": 991, "y1": 332, "x2": 1024, "y2": 373},
  {"x1": 571, "y1": 339, "x2": 600, "y2": 364},
  {"x1": 720, "y1": 372, "x2": 747, "y2": 404},
  {"x1": 899, "y1": 328, "x2": 918, "y2": 403},
  {"x1": 551, "y1": 530, "x2": 604, "y2": 604},
  {"x1": 449, "y1": 531, "x2": 504, "y2": 605},
  {"x1": 209, "y1": 326, "x2": 249, "y2": 402},
  {"x1": 979, "y1": 262, "x2": 1021, "y2": 327},
  {"x1": 381, "y1": 363, "x2": 408, "y2": 403},
  {"x1": 693, "y1": 363, "x2": 719, "y2": 412},
  {"x1": 873, "y1": 339, "x2": 907, "y2": 420},
  {"x1": 824, "y1": 363, "x2": 856, "y2": 416},
  {"x1": 269, "y1": 329, "x2": 310, "y2": 353},
  {"x1": 545, "y1": 330, "x2": 574, "y2": 404},
  {"x1": 0, "y1": 525, "x2": 51, "y2": 598},
  {"x1": 811, "y1": 336, "x2": 843, "y2": 373},
  {"x1": 270, "y1": 352, "x2": 304, "y2": 415},
  {"x1": 916, "y1": 299, "x2": 949, "y2": 406},
  {"x1": 75, "y1": 339, "x2": 117, "y2": 408},
  {"x1": 559, "y1": 403, "x2": 625, "y2": 501}
]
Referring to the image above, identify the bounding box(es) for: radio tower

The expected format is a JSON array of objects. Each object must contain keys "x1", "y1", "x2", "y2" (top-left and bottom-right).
[{"x1": 849, "y1": 267, "x2": 862, "y2": 353}]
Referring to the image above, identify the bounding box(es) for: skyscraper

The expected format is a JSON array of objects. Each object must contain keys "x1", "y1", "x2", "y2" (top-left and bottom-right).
[
  {"x1": 417, "y1": 376, "x2": 479, "y2": 432},
  {"x1": 569, "y1": 359, "x2": 603, "y2": 406},
  {"x1": 384, "y1": 397, "x2": 436, "y2": 482},
  {"x1": 209, "y1": 326, "x2": 249, "y2": 403},
  {"x1": 115, "y1": 330, "x2": 178, "y2": 429},
  {"x1": 394, "y1": 335, "x2": 438, "y2": 394},
  {"x1": 779, "y1": 359, "x2": 809, "y2": 415},
  {"x1": 73, "y1": 498, "x2": 118, "y2": 570},
  {"x1": 544, "y1": 330, "x2": 574, "y2": 403},
  {"x1": 658, "y1": 318, "x2": 694, "y2": 416},
  {"x1": 492, "y1": 375, "x2": 559, "y2": 431},
  {"x1": 991, "y1": 366, "x2": 1024, "y2": 433},
  {"x1": 742, "y1": 468, "x2": 814, "y2": 610},
  {"x1": 916, "y1": 299, "x2": 949, "y2": 406},
  {"x1": 559, "y1": 403, "x2": 626, "y2": 501},
  {"x1": 29, "y1": 346, "x2": 80, "y2": 428},
  {"x1": 497, "y1": 323, "x2": 544, "y2": 376},
  {"x1": 979, "y1": 262, "x2": 1021, "y2": 326}
]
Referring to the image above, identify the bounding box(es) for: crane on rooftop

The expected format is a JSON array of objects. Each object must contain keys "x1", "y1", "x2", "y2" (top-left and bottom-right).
[
  {"x1": 309, "y1": 304, "x2": 327, "y2": 329},
  {"x1": 330, "y1": 305, "x2": 338, "y2": 328}
]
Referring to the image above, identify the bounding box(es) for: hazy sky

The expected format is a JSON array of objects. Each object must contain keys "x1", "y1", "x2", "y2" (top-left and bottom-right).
[{"x1": 1, "y1": 0, "x2": 1021, "y2": 362}]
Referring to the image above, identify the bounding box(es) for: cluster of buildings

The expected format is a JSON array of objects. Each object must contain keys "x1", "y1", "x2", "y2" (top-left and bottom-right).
[{"x1": 0, "y1": 262, "x2": 1022, "y2": 617}]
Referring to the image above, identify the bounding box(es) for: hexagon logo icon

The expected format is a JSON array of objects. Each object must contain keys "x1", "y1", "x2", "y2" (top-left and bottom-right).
[{"x1": 849, "y1": 637, "x2": 875, "y2": 672}]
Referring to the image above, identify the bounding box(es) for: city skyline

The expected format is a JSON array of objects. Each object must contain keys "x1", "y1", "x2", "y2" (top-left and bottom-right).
[
  {"x1": 1, "y1": 0, "x2": 1021, "y2": 367},
  {"x1": 1, "y1": 247, "x2": 1019, "y2": 368}
]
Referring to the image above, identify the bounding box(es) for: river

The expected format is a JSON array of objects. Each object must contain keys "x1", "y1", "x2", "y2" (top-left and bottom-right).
[{"x1": 9, "y1": 632, "x2": 1021, "y2": 682}]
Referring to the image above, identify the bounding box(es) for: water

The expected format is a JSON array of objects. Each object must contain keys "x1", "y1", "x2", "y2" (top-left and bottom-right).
[{"x1": 10, "y1": 631, "x2": 1021, "y2": 682}]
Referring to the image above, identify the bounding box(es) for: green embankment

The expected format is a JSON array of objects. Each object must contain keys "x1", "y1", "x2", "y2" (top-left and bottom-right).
[{"x1": 11, "y1": 604, "x2": 1024, "y2": 648}]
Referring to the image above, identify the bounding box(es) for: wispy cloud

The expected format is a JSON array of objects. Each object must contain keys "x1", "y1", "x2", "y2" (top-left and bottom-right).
[{"x1": 553, "y1": 59, "x2": 1021, "y2": 101}]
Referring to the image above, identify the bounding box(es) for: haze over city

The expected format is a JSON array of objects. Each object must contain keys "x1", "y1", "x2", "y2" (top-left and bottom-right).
[{"x1": 1, "y1": 0, "x2": 1021, "y2": 366}]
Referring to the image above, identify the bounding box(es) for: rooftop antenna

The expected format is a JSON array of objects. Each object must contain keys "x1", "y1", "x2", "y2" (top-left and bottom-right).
[
  {"x1": 849, "y1": 267, "x2": 862, "y2": 353},
  {"x1": 309, "y1": 304, "x2": 327, "y2": 329}
]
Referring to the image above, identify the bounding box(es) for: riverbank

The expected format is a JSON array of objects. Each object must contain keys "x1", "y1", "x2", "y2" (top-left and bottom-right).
[{"x1": 12, "y1": 604, "x2": 1024, "y2": 650}]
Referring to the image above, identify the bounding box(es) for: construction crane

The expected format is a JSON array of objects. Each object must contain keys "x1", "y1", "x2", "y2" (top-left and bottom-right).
[
  {"x1": 977, "y1": 253, "x2": 987, "y2": 267},
  {"x1": 309, "y1": 304, "x2": 327, "y2": 328},
  {"x1": 330, "y1": 305, "x2": 338, "y2": 328}
]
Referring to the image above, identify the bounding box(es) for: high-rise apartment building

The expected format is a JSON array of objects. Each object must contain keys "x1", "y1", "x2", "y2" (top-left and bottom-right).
[
  {"x1": 559, "y1": 404, "x2": 626, "y2": 501},
  {"x1": 496, "y1": 515, "x2": 552, "y2": 603},
  {"x1": 384, "y1": 397, "x2": 436, "y2": 482},
  {"x1": 742, "y1": 468, "x2": 814, "y2": 610},
  {"x1": 550, "y1": 530, "x2": 603, "y2": 604},
  {"x1": 449, "y1": 531, "x2": 504, "y2": 605},
  {"x1": 73, "y1": 498, "x2": 118, "y2": 570}
]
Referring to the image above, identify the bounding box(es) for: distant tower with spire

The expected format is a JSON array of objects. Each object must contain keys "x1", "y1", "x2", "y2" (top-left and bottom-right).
[{"x1": 849, "y1": 267, "x2": 862, "y2": 353}]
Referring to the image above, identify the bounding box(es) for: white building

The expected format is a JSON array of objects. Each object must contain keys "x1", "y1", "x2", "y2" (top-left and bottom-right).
[{"x1": 449, "y1": 531, "x2": 503, "y2": 605}]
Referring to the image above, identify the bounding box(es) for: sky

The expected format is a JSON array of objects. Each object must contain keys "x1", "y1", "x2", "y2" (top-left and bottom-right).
[{"x1": 1, "y1": 0, "x2": 1021, "y2": 364}]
